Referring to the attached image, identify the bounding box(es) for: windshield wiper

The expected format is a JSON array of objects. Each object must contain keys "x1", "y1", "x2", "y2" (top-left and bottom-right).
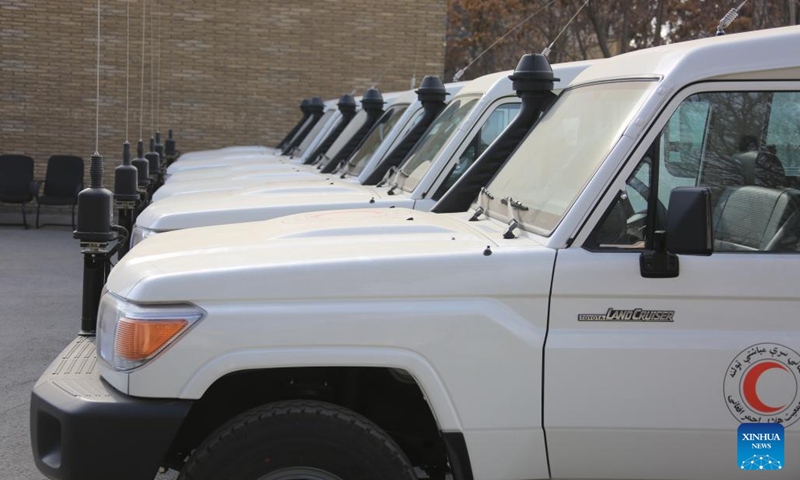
[
  {"x1": 339, "y1": 159, "x2": 356, "y2": 178},
  {"x1": 314, "y1": 154, "x2": 329, "y2": 169},
  {"x1": 498, "y1": 197, "x2": 527, "y2": 239},
  {"x1": 501, "y1": 196, "x2": 529, "y2": 211},
  {"x1": 468, "y1": 206, "x2": 484, "y2": 222},
  {"x1": 503, "y1": 219, "x2": 520, "y2": 239},
  {"x1": 376, "y1": 166, "x2": 398, "y2": 188},
  {"x1": 469, "y1": 188, "x2": 495, "y2": 221}
]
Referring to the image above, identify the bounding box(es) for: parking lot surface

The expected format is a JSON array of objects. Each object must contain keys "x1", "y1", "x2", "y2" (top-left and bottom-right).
[
  {"x1": 0, "y1": 224, "x2": 81, "y2": 480},
  {"x1": 0, "y1": 222, "x2": 176, "y2": 480}
]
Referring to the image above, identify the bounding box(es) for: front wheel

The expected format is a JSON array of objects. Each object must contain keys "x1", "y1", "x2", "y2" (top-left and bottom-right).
[{"x1": 177, "y1": 400, "x2": 417, "y2": 480}]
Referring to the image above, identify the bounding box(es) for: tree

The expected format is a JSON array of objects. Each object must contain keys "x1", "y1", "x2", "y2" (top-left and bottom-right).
[{"x1": 445, "y1": 0, "x2": 796, "y2": 80}]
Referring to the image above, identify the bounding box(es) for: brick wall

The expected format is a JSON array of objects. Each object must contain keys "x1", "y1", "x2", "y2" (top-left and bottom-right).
[{"x1": 0, "y1": 0, "x2": 446, "y2": 190}]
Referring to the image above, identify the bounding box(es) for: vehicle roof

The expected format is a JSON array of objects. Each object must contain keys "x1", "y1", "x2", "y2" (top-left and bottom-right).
[
  {"x1": 381, "y1": 91, "x2": 402, "y2": 103},
  {"x1": 572, "y1": 26, "x2": 800, "y2": 87},
  {"x1": 389, "y1": 89, "x2": 417, "y2": 105},
  {"x1": 456, "y1": 71, "x2": 511, "y2": 97},
  {"x1": 553, "y1": 60, "x2": 597, "y2": 88}
]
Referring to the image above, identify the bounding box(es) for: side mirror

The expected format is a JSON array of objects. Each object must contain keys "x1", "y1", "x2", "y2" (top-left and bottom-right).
[
  {"x1": 640, "y1": 186, "x2": 713, "y2": 278},
  {"x1": 665, "y1": 186, "x2": 713, "y2": 255}
]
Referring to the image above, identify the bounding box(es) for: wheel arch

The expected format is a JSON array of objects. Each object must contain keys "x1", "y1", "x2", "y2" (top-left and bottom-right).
[
  {"x1": 177, "y1": 346, "x2": 462, "y2": 430},
  {"x1": 166, "y1": 348, "x2": 471, "y2": 479}
]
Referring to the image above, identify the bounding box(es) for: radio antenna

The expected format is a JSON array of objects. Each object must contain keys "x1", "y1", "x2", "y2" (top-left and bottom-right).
[
  {"x1": 138, "y1": 0, "x2": 146, "y2": 142},
  {"x1": 93, "y1": 0, "x2": 102, "y2": 153},
  {"x1": 156, "y1": 0, "x2": 162, "y2": 132},
  {"x1": 371, "y1": 59, "x2": 396, "y2": 89},
  {"x1": 452, "y1": 0, "x2": 560, "y2": 81},
  {"x1": 410, "y1": 31, "x2": 421, "y2": 90},
  {"x1": 541, "y1": 0, "x2": 590, "y2": 57},
  {"x1": 124, "y1": 0, "x2": 130, "y2": 142},
  {"x1": 716, "y1": 0, "x2": 748, "y2": 36},
  {"x1": 150, "y1": 0, "x2": 155, "y2": 136}
]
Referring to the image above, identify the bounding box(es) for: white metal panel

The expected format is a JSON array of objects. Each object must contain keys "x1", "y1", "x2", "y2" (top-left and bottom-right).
[
  {"x1": 547, "y1": 249, "x2": 800, "y2": 479},
  {"x1": 571, "y1": 26, "x2": 800, "y2": 88}
]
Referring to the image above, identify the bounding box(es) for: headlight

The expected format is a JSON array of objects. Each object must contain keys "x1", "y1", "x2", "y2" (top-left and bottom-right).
[
  {"x1": 97, "y1": 293, "x2": 205, "y2": 371},
  {"x1": 130, "y1": 224, "x2": 158, "y2": 249}
]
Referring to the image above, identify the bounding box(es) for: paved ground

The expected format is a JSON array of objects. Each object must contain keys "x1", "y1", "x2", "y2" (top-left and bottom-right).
[
  {"x1": 0, "y1": 215, "x2": 176, "y2": 480},
  {"x1": 0, "y1": 220, "x2": 83, "y2": 480}
]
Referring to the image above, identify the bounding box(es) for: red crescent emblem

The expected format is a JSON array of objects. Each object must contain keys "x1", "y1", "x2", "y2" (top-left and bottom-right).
[{"x1": 742, "y1": 361, "x2": 789, "y2": 414}]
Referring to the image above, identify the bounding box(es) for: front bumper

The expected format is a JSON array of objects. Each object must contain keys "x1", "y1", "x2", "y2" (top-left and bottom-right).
[{"x1": 30, "y1": 336, "x2": 193, "y2": 480}]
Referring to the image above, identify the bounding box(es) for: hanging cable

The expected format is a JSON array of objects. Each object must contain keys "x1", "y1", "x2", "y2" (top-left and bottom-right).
[
  {"x1": 541, "y1": 0, "x2": 590, "y2": 57},
  {"x1": 168, "y1": 35, "x2": 173, "y2": 127},
  {"x1": 139, "y1": 0, "x2": 146, "y2": 141},
  {"x1": 156, "y1": 0, "x2": 162, "y2": 131},
  {"x1": 452, "y1": 0, "x2": 560, "y2": 81},
  {"x1": 410, "y1": 29, "x2": 421, "y2": 90},
  {"x1": 125, "y1": 0, "x2": 130, "y2": 142},
  {"x1": 94, "y1": 0, "x2": 101, "y2": 153}
]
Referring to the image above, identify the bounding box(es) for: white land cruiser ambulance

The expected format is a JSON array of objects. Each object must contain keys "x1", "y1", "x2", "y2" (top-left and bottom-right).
[
  {"x1": 160, "y1": 92, "x2": 378, "y2": 183},
  {"x1": 31, "y1": 27, "x2": 800, "y2": 480},
  {"x1": 130, "y1": 62, "x2": 589, "y2": 242},
  {"x1": 173, "y1": 96, "x2": 331, "y2": 165},
  {"x1": 171, "y1": 91, "x2": 400, "y2": 169},
  {"x1": 151, "y1": 85, "x2": 453, "y2": 202},
  {"x1": 172, "y1": 97, "x2": 313, "y2": 163}
]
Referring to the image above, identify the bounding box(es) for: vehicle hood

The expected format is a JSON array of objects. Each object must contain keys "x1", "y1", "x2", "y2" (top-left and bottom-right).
[
  {"x1": 110, "y1": 208, "x2": 551, "y2": 303},
  {"x1": 166, "y1": 160, "x2": 301, "y2": 182},
  {"x1": 138, "y1": 179, "x2": 391, "y2": 231},
  {"x1": 167, "y1": 152, "x2": 287, "y2": 174},
  {"x1": 152, "y1": 169, "x2": 332, "y2": 202}
]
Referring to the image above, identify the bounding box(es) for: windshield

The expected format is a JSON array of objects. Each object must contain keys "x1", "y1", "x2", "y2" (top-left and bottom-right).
[
  {"x1": 436, "y1": 102, "x2": 520, "y2": 195},
  {"x1": 320, "y1": 110, "x2": 368, "y2": 164},
  {"x1": 284, "y1": 114, "x2": 316, "y2": 149},
  {"x1": 480, "y1": 81, "x2": 656, "y2": 236},
  {"x1": 296, "y1": 110, "x2": 336, "y2": 158},
  {"x1": 397, "y1": 97, "x2": 480, "y2": 193},
  {"x1": 345, "y1": 104, "x2": 409, "y2": 176}
]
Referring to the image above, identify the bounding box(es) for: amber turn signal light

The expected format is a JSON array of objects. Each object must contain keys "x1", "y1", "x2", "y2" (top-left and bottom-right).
[{"x1": 115, "y1": 317, "x2": 188, "y2": 361}]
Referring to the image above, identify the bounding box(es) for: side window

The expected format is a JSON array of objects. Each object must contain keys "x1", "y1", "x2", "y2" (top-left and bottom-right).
[
  {"x1": 659, "y1": 100, "x2": 710, "y2": 206},
  {"x1": 765, "y1": 92, "x2": 800, "y2": 176},
  {"x1": 588, "y1": 89, "x2": 800, "y2": 253},
  {"x1": 435, "y1": 103, "x2": 521, "y2": 197},
  {"x1": 588, "y1": 158, "x2": 651, "y2": 248}
]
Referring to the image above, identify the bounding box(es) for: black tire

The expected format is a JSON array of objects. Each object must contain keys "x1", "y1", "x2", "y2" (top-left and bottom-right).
[{"x1": 177, "y1": 400, "x2": 417, "y2": 480}]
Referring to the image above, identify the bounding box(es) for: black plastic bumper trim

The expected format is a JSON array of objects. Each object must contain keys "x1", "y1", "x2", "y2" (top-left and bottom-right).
[
  {"x1": 442, "y1": 431, "x2": 474, "y2": 480},
  {"x1": 30, "y1": 337, "x2": 193, "y2": 480}
]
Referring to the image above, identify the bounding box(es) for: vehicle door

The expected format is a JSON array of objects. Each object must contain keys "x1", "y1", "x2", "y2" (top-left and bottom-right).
[{"x1": 546, "y1": 82, "x2": 800, "y2": 479}]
